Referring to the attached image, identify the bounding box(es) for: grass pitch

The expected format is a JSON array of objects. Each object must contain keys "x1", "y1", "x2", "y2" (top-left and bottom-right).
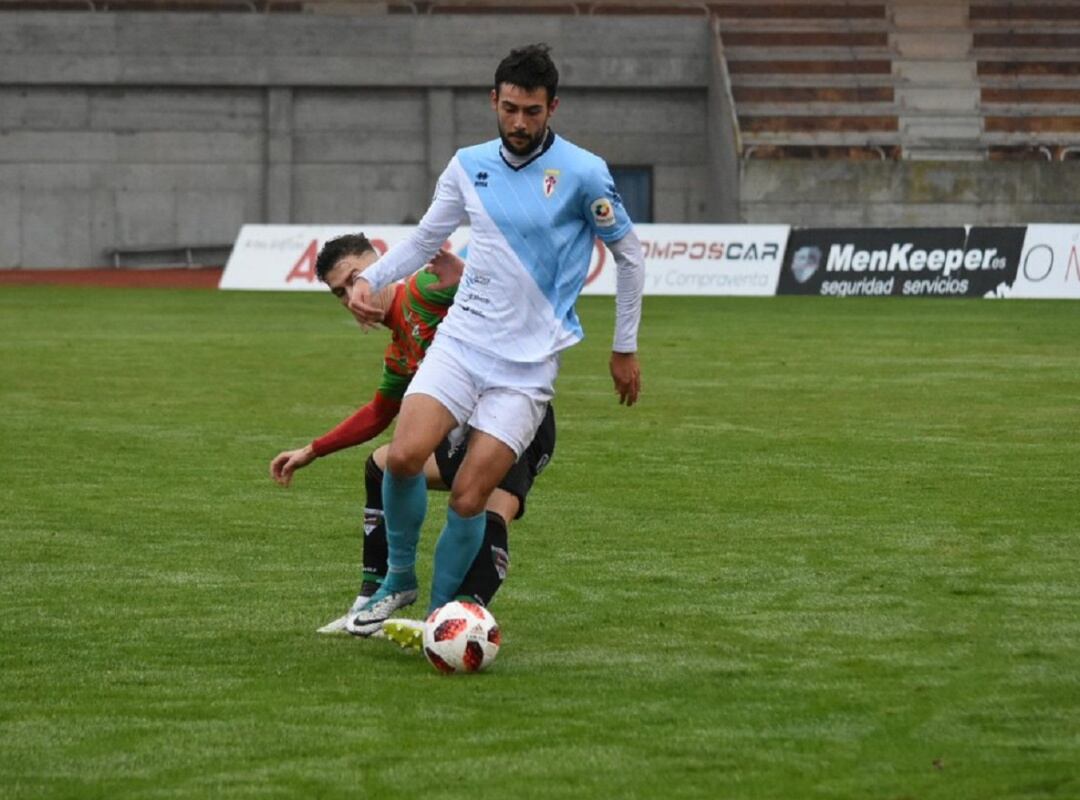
[{"x1": 1, "y1": 286, "x2": 1078, "y2": 799}]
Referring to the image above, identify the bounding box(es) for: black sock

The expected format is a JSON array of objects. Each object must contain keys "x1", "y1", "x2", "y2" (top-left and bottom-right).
[
  {"x1": 454, "y1": 511, "x2": 510, "y2": 607},
  {"x1": 361, "y1": 454, "x2": 387, "y2": 593}
]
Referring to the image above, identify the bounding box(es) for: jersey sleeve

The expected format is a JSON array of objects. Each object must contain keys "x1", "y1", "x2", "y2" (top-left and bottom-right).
[
  {"x1": 310, "y1": 390, "x2": 401, "y2": 457},
  {"x1": 309, "y1": 345, "x2": 414, "y2": 457},
  {"x1": 606, "y1": 228, "x2": 645, "y2": 354},
  {"x1": 580, "y1": 159, "x2": 634, "y2": 243},
  {"x1": 361, "y1": 157, "x2": 469, "y2": 291},
  {"x1": 374, "y1": 361, "x2": 411, "y2": 403}
]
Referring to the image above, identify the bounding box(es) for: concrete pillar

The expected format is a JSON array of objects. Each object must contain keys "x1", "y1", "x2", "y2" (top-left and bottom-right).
[
  {"x1": 426, "y1": 88, "x2": 456, "y2": 194},
  {"x1": 265, "y1": 87, "x2": 293, "y2": 223},
  {"x1": 706, "y1": 18, "x2": 740, "y2": 221}
]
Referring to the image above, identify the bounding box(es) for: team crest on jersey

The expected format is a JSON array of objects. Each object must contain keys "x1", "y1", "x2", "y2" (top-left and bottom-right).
[
  {"x1": 590, "y1": 197, "x2": 616, "y2": 228},
  {"x1": 543, "y1": 169, "x2": 560, "y2": 198}
]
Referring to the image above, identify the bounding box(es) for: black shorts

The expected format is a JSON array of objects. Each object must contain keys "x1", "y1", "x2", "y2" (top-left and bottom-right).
[{"x1": 434, "y1": 403, "x2": 555, "y2": 520}]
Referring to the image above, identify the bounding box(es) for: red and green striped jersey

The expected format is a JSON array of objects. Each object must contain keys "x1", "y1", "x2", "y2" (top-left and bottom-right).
[
  {"x1": 310, "y1": 269, "x2": 455, "y2": 457},
  {"x1": 378, "y1": 269, "x2": 457, "y2": 401}
]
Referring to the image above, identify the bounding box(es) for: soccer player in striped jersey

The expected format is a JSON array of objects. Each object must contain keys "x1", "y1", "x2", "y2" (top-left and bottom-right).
[
  {"x1": 346, "y1": 44, "x2": 645, "y2": 634},
  {"x1": 269, "y1": 233, "x2": 554, "y2": 635}
]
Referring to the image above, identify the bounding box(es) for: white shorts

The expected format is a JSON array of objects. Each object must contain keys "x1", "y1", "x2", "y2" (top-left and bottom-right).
[{"x1": 405, "y1": 334, "x2": 558, "y2": 457}]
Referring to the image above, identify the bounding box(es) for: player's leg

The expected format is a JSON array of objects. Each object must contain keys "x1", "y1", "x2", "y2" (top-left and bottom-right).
[
  {"x1": 427, "y1": 430, "x2": 517, "y2": 613},
  {"x1": 381, "y1": 393, "x2": 458, "y2": 588},
  {"x1": 452, "y1": 405, "x2": 553, "y2": 607},
  {"x1": 385, "y1": 408, "x2": 554, "y2": 648},
  {"x1": 314, "y1": 452, "x2": 395, "y2": 633},
  {"x1": 453, "y1": 498, "x2": 514, "y2": 607},
  {"x1": 347, "y1": 395, "x2": 456, "y2": 636},
  {"x1": 376, "y1": 337, "x2": 480, "y2": 605},
  {"x1": 383, "y1": 494, "x2": 517, "y2": 652},
  {"x1": 323, "y1": 447, "x2": 450, "y2": 634},
  {"x1": 426, "y1": 387, "x2": 549, "y2": 612},
  {"x1": 358, "y1": 449, "x2": 389, "y2": 600},
  {"x1": 360, "y1": 445, "x2": 447, "y2": 597},
  {"x1": 350, "y1": 335, "x2": 481, "y2": 637}
]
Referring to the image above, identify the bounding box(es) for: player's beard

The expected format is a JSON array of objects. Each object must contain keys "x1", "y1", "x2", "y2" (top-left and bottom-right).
[{"x1": 499, "y1": 124, "x2": 547, "y2": 157}]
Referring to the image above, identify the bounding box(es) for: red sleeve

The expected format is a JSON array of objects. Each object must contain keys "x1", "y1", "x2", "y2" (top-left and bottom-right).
[{"x1": 310, "y1": 391, "x2": 401, "y2": 457}]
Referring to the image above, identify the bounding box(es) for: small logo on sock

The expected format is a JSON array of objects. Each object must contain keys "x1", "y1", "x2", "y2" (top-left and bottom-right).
[
  {"x1": 491, "y1": 546, "x2": 509, "y2": 581},
  {"x1": 363, "y1": 508, "x2": 383, "y2": 536}
]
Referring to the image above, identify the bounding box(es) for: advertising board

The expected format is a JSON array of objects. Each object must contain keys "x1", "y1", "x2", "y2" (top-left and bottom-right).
[
  {"x1": 776, "y1": 227, "x2": 1027, "y2": 299},
  {"x1": 219, "y1": 224, "x2": 789, "y2": 297}
]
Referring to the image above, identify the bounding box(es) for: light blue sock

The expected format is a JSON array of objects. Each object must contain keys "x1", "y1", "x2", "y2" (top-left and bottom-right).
[
  {"x1": 381, "y1": 470, "x2": 427, "y2": 593},
  {"x1": 428, "y1": 508, "x2": 486, "y2": 613}
]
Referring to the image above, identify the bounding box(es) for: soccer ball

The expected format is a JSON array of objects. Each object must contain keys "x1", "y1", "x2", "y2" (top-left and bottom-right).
[{"x1": 423, "y1": 601, "x2": 501, "y2": 674}]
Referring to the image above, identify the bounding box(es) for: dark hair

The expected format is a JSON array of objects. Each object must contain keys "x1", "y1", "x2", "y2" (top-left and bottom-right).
[
  {"x1": 494, "y1": 43, "x2": 559, "y2": 103},
  {"x1": 314, "y1": 233, "x2": 376, "y2": 283}
]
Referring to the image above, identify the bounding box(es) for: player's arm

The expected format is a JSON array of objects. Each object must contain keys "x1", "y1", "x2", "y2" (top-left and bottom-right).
[
  {"x1": 309, "y1": 390, "x2": 401, "y2": 457},
  {"x1": 269, "y1": 391, "x2": 401, "y2": 487},
  {"x1": 606, "y1": 229, "x2": 644, "y2": 406},
  {"x1": 348, "y1": 160, "x2": 467, "y2": 320},
  {"x1": 583, "y1": 162, "x2": 644, "y2": 406}
]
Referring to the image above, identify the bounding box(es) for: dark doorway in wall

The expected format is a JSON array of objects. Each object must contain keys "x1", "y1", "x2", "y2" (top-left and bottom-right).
[{"x1": 610, "y1": 165, "x2": 653, "y2": 223}]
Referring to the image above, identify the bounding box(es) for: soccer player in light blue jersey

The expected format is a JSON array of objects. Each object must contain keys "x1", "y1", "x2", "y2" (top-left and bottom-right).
[{"x1": 346, "y1": 43, "x2": 645, "y2": 636}]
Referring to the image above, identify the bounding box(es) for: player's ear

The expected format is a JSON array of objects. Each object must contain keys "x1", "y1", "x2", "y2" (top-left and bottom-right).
[
  {"x1": 548, "y1": 96, "x2": 559, "y2": 116},
  {"x1": 490, "y1": 88, "x2": 499, "y2": 110}
]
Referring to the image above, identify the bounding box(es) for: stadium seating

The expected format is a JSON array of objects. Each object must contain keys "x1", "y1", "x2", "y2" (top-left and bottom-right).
[
  {"x1": 712, "y1": 1, "x2": 900, "y2": 161},
  {"x1": 721, "y1": 0, "x2": 1080, "y2": 162},
  {"x1": 972, "y1": 0, "x2": 1080, "y2": 161}
]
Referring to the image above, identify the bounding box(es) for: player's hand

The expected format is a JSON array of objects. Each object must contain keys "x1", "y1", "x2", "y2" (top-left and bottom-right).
[
  {"x1": 270, "y1": 445, "x2": 316, "y2": 487},
  {"x1": 609, "y1": 351, "x2": 641, "y2": 407},
  {"x1": 346, "y1": 275, "x2": 382, "y2": 330},
  {"x1": 425, "y1": 248, "x2": 464, "y2": 291}
]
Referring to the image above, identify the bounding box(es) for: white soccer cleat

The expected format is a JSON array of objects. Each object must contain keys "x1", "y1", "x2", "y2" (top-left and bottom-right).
[
  {"x1": 382, "y1": 618, "x2": 425, "y2": 652},
  {"x1": 316, "y1": 614, "x2": 351, "y2": 635},
  {"x1": 346, "y1": 588, "x2": 419, "y2": 637},
  {"x1": 316, "y1": 590, "x2": 379, "y2": 635}
]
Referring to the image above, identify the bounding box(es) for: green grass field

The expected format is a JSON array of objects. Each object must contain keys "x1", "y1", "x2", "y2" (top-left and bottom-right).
[{"x1": 2, "y1": 286, "x2": 1078, "y2": 799}]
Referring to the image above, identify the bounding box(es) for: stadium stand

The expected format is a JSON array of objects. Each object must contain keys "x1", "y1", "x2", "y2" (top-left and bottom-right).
[
  {"x1": 712, "y1": 1, "x2": 900, "y2": 161},
  {"x1": 972, "y1": 0, "x2": 1080, "y2": 161}
]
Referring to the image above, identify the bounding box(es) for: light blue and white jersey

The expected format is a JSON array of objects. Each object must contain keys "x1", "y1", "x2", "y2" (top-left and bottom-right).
[{"x1": 362, "y1": 133, "x2": 635, "y2": 363}]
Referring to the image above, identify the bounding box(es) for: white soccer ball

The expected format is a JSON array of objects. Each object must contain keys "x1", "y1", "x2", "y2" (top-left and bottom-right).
[{"x1": 422, "y1": 601, "x2": 501, "y2": 674}]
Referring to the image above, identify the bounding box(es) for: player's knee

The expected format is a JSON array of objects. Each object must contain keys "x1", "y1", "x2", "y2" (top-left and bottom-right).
[
  {"x1": 386, "y1": 442, "x2": 426, "y2": 477},
  {"x1": 371, "y1": 445, "x2": 389, "y2": 471},
  {"x1": 449, "y1": 486, "x2": 489, "y2": 518},
  {"x1": 485, "y1": 489, "x2": 519, "y2": 524}
]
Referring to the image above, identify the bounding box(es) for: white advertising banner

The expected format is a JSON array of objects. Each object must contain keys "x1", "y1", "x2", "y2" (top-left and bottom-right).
[
  {"x1": 219, "y1": 224, "x2": 790, "y2": 297},
  {"x1": 1009, "y1": 225, "x2": 1080, "y2": 299},
  {"x1": 219, "y1": 225, "x2": 468, "y2": 292}
]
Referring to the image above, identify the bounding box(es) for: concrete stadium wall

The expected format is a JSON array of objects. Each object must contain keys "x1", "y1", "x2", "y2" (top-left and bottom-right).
[
  {"x1": 3, "y1": 11, "x2": 1078, "y2": 268},
  {"x1": 0, "y1": 12, "x2": 714, "y2": 267},
  {"x1": 741, "y1": 160, "x2": 1080, "y2": 228}
]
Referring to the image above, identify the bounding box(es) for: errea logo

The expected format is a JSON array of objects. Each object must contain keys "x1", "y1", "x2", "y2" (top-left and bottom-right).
[{"x1": 474, "y1": 171, "x2": 489, "y2": 188}]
